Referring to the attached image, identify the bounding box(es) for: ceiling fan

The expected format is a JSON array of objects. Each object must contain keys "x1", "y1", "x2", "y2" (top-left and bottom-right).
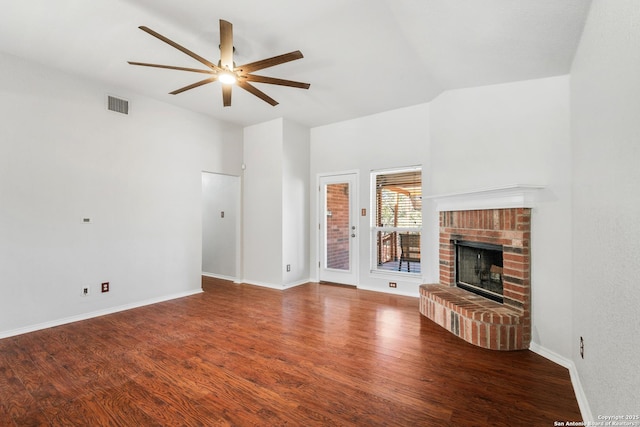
[{"x1": 128, "y1": 19, "x2": 310, "y2": 107}]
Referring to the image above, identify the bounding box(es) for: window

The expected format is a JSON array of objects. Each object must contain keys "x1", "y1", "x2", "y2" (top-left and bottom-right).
[{"x1": 371, "y1": 167, "x2": 422, "y2": 274}]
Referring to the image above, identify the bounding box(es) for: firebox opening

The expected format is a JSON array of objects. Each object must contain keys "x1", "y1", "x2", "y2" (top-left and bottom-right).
[{"x1": 454, "y1": 240, "x2": 504, "y2": 303}]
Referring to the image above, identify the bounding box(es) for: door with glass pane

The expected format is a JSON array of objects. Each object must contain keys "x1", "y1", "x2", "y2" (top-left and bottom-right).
[{"x1": 319, "y1": 173, "x2": 358, "y2": 285}]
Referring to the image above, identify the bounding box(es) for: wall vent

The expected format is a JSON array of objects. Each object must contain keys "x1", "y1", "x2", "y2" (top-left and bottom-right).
[{"x1": 107, "y1": 95, "x2": 129, "y2": 115}]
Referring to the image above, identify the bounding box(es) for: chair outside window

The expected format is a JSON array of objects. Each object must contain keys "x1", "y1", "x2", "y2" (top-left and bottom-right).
[{"x1": 398, "y1": 233, "x2": 421, "y2": 272}]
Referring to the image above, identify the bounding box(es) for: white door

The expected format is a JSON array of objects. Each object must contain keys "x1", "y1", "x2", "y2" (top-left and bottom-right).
[{"x1": 319, "y1": 173, "x2": 358, "y2": 285}]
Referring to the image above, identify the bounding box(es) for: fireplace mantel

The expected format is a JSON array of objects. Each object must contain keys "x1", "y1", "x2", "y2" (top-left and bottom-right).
[{"x1": 426, "y1": 184, "x2": 544, "y2": 212}]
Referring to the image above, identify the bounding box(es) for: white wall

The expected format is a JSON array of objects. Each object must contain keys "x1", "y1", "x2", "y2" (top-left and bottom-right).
[
  {"x1": 0, "y1": 52, "x2": 243, "y2": 336},
  {"x1": 310, "y1": 104, "x2": 431, "y2": 296},
  {"x1": 242, "y1": 118, "x2": 311, "y2": 288},
  {"x1": 242, "y1": 119, "x2": 284, "y2": 287},
  {"x1": 430, "y1": 76, "x2": 573, "y2": 359},
  {"x1": 202, "y1": 172, "x2": 240, "y2": 280},
  {"x1": 570, "y1": 0, "x2": 640, "y2": 418},
  {"x1": 282, "y1": 120, "x2": 310, "y2": 285}
]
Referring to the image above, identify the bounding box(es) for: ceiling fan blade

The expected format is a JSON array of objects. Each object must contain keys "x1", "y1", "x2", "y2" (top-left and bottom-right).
[
  {"x1": 222, "y1": 84, "x2": 232, "y2": 107},
  {"x1": 219, "y1": 20, "x2": 234, "y2": 70},
  {"x1": 245, "y1": 74, "x2": 310, "y2": 89},
  {"x1": 138, "y1": 26, "x2": 222, "y2": 72},
  {"x1": 237, "y1": 81, "x2": 278, "y2": 106},
  {"x1": 237, "y1": 51, "x2": 304, "y2": 74},
  {"x1": 128, "y1": 61, "x2": 215, "y2": 74},
  {"x1": 170, "y1": 76, "x2": 218, "y2": 95}
]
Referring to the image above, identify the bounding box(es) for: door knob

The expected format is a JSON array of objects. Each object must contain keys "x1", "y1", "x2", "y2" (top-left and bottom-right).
[{"x1": 351, "y1": 233, "x2": 356, "y2": 237}]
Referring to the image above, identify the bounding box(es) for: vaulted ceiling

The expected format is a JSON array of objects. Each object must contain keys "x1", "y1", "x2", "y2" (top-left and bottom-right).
[{"x1": 0, "y1": 0, "x2": 592, "y2": 127}]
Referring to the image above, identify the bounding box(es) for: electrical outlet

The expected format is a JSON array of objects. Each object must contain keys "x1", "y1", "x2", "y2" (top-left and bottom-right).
[
  {"x1": 101, "y1": 282, "x2": 109, "y2": 293},
  {"x1": 389, "y1": 282, "x2": 397, "y2": 288},
  {"x1": 286, "y1": 264, "x2": 291, "y2": 272},
  {"x1": 580, "y1": 336, "x2": 584, "y2": 359},
  {"x1": 82, "y1": 287, "x2": 89, "y2": 296}
]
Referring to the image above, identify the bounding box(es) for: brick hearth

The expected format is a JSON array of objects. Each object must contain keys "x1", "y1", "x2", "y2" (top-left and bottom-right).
[{"x1": 420, "y1": 208, "x2": 531, "y2": 350}]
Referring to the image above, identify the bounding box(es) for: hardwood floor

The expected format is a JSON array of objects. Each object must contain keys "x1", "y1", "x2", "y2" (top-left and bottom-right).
[{"x1": 0, "y1": 277, "x2": 582, "y2": 426}]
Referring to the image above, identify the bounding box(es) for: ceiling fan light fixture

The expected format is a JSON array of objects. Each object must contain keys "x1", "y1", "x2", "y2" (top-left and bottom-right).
[{"x1": 218, "y1": 71, "x2": 237, "y2": 85}]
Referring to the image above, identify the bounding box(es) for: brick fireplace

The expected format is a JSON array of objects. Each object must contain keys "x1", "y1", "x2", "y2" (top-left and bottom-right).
[{"x1": 420, "y1": 186, "x2": 539, "y2": 351}]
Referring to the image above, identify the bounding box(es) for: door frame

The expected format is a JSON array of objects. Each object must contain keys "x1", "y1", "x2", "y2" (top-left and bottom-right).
[
  {"x1": 316, "y1": 171, "x2": 359, "y2": 285},
  {"x1": 201, "y1": 171, "x2": 242, "y2": 283}
]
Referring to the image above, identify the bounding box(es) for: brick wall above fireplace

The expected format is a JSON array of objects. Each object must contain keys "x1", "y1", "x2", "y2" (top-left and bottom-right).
[{"x1": 440, "y1": 208, "x2": 531, "y2": 312}]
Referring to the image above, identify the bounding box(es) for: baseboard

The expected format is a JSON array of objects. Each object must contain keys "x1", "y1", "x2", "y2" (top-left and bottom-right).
[
  {"x1": 241, "y1": 278, "x2": 310, "y2": 290},
  {"x1": 529, "y1": 342, "x2": 593, "y2": 422},
  {"x1": 202, "y1": 271, "x2": 240, "y2": 283},
  {"x1": 283, "y1": 279, "x2": 312, "y2": 289},
  {"x1": 0, "y1": 289, "x2": 203, "y2": 339},
  {"x1": 357, "y1": 284, "x2": 420, "y2": 298}
]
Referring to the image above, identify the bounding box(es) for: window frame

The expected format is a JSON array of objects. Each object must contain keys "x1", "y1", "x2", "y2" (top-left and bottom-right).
[{"x1": 369, "y1": 166, "x2": 423, "y2": 279}]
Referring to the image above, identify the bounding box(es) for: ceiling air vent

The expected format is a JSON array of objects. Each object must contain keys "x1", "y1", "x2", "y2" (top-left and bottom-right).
[{"x1": 107, "y1": 95, "x2": 129, "y2": 115}]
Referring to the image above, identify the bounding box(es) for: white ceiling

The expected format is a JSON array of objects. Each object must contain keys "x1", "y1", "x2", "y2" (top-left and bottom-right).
[{"x1": 0, "y1": 0, "x2": 592, "y2": 128}]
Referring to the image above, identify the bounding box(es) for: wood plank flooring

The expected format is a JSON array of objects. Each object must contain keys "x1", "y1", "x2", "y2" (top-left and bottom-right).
[{"x1": 0, "y1": 277, "x2": 582, "y2": 426}]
